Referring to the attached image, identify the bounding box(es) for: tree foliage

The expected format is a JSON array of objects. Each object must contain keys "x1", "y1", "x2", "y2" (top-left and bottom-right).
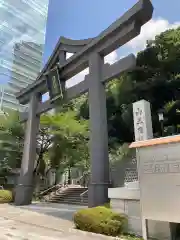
[
  {"x1": 42, "y1": 111, "x2": 89, "y2": 173},
  {"x1": 0, "y1": 109, "x2": 89, "y2": 181},
  {"x1": 79, "y1": 27, "x2": 180, "y2": 141},
  {"x1": 0, "y1": 111, "x2": 24, "y2": 174},
  {"x1": 130, "y1": 27, "x2": 180, "y2": 135}
]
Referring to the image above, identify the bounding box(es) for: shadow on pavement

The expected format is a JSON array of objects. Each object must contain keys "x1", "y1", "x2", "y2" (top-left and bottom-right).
[{"x1": 17, "y1": 203, "x2": 87, "y2": 222}]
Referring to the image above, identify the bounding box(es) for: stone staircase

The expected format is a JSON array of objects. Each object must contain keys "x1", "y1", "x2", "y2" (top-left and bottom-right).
[{"x1": 44, "y1": 185, "x2": 88, "y2": 206}]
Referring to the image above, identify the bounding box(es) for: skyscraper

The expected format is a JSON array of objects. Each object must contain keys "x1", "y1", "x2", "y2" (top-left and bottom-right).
[{"x1": 0, "y1": 0, "x2": 50, "y2": 112}]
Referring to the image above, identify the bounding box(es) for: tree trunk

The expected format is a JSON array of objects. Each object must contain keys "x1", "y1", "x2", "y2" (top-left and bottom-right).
[
  {"x1": 33, "y1": 152, "x2": 43, "y2": 176},
  {"x1": 173, "y1": 124, "x2": 178, "y2": 134},
  {"x1": 68, "y1": 167, "x2": 71, "y2": 184},
  {"x1": 54, "y1": 169, "x2": 58, "y2": 185}
]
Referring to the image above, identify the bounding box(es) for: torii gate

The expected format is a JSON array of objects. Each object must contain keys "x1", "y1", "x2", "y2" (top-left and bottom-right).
[{"x1": 15, "y1": 0, "x2": 153, "y2": 207}]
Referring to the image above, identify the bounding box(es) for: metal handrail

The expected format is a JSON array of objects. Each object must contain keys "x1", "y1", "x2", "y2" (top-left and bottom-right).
[
  {"x1": 80, "y1": 189, "x2": 88, "y2": 202},
  {"x1": 39, "y1": 184, "x2": 62, "y2": 196},
  {"x1": 78, "y1": 172, "x2": 91, "y2": 187},
  {"x1": 43, "y1": 184, "x2": 69, "y2": 202}
]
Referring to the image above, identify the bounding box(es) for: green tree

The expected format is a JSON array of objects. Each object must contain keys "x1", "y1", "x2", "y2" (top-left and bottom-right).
[
  {"x1": 34, "y1": 125, "x2": 52, "y2": 176},
  {"x1": 0, "y1": 106, "x2": 89, "y2": 185},
  {"x1": 0, "y1": 110, "x2": 52, "y2": 178},
  {"x1": 42, "y1": 111, "x2": 89, "y2": 183},
  {"x1": 79, "y1": 27, "x2": 180, "y2": 142},
  {"x1": 0, "y1": 110, "x2": 24, "y2": 173},
  {"x1": 78, "y1": 76, "x2": 135, "y2": 146},
  {"x1": 129, "y1": 27, "x2": 180, "y2": 135}
]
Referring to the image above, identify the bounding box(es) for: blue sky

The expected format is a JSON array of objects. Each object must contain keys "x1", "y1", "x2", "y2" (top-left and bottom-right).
[
  {"x1": 43, "y1": 0, "x2": 180, "y2": 63},
  {"x1": 41, "y1": 0, "x2": 180, "y2": 92}
]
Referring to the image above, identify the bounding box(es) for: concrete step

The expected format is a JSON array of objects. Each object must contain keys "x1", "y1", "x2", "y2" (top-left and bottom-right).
[
  {"x1": 45, "y1": 187, "x2": 88, "y2": 205},
  {"x1": 46, "y1": 190, "x2": 87, "y2": 198},
  {"x1": 50, "y1": 197, "x2": 88, "y2": 201},
  {"x1": 48, "y1": 198, "x2": 87, "y2": 202},
  {"x1": 50, "y1": 198, "x2": 87, "y2": 202},
  {"x1": 51, "y1": 191, "x2": 87, "y2": 198},
  {"x1": 50, "y1": 194, "x2": 86, "y2": 198},
  {"x1": 49, "y1": 200, "x2": 88, "y2": 205},
  {"x1": 54, "y1": 190, "x2": 87, "y2": 197}
]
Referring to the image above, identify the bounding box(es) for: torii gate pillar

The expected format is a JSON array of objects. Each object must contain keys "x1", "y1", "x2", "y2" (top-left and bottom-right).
[
  {"x1": 15, "y1": 93, "x2": 41, "y2": 205},
  {"x1": 88, "y1": 53, "x2": 109, "y2": 206}
]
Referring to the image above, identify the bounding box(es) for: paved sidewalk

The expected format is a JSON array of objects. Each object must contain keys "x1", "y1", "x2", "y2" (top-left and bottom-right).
[
  {"x1": 19, "y1": 202, "x2": 87, "y2": 221},
  {"x1": 0, "y1": 204, "x2": 119, "y2": 239}
]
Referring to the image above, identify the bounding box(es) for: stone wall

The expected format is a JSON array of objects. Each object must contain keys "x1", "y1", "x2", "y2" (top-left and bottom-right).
[
  {"x1": 110, "y1": 150, "x2": 137, "y2": 187},
  {"x1": 108, "y1": 185, "x2": 171, "y2": 240}
]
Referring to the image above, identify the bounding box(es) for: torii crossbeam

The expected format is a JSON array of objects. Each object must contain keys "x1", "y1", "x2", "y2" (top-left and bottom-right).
[{"x1": 15, "y1": 0, "x2": 153, "y2": 207}]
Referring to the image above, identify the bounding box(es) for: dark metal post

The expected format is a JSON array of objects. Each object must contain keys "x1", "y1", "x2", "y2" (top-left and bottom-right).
[
  {"x1": 158, "y1": 109, "x2": 164, "y2": 137},
  {"x1": 160, "y1": 120, "x2": 164, "y2": 137}
]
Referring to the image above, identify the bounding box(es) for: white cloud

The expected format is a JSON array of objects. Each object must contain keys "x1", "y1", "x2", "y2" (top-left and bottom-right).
[
  {"x1": 66, "y1": 51, "x2": 119, "y2": 88},
  {"x1": 66, "y1": 68, "x2": 89, "y2": 88},
  {"x1": 104, "y1": 51, "x2": 118, "y2": 64},
  {"x1": 127, "y1": 18, "x2": 180, "y2": 53},
  {"x1": 66, "y1": 52, "x2": 74, "y2": 59}
]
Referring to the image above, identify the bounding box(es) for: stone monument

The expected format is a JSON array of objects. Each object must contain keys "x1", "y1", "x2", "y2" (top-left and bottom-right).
[
  {"x1": 133, "y1": 100, "x2": 153, "y2": 141},
  {"x1": 109, "y1": 100, "x2": 172, "y2": 239},
  {"x1": 109, "y1": 99, "x2": 153, "y2": 235}
]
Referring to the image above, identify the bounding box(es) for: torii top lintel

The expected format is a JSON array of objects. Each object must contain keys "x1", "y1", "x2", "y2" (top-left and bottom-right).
[
  {"x1": 17, "y1": 0, "x2": 153, "y2": 105},
  {"x1": 57, "y1": 36, "x2": 94, "y2": 54}
]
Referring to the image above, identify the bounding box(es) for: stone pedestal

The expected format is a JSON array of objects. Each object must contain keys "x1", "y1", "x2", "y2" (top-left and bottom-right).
[
  {"x1": 129, "y1": 135, "x2": 180, "y2": 240},
  {"x1": 108, "y1": 185, "x2": 171, "y2": 239}
]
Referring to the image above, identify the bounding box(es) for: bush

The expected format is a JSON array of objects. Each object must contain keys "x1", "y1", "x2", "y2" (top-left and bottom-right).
[
  {"x1": 123, "y1": 234, "x2": 143, "y2": 240},
  {"x1": 0, "y1": 190, "x2": 13, "y2": 203},
  {"x1": 73, "y1": 206, "x2": 127, "y2": 237},
  {"x1": 104, "y1": 202, "x2": 111, "y2": 208}
]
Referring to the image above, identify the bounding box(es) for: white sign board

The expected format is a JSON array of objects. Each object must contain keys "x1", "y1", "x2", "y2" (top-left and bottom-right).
[
  {"x1": 133, "y1": 100, "x2": 153, "y2": 141},
  {"x1": 138, "y1": 141, "x2": 180, "y2": 223}
]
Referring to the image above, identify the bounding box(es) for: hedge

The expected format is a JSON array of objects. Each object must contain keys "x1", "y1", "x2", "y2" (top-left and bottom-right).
[
  {"x1": 73, "y1": 206, "x2": 127, "y2": 237},
  {"x1": 0, "y1": 190, "x2": 13, "y2": 203}
]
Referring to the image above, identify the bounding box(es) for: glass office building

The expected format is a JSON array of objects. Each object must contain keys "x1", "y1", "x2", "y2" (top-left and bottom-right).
[{"x1": 0, "y1": 0, "x2": 50, "y2": 112}]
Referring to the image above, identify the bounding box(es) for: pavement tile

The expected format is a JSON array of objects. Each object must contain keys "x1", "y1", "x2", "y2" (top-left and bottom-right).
[{"x1": 0, "y1": 204, "x2": 119, "y2": 239}]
